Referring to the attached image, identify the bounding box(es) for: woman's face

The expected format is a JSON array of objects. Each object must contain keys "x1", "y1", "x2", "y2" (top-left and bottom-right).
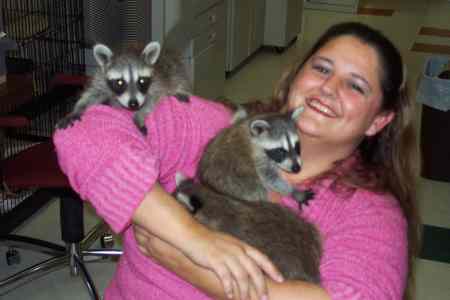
[{"x1": 287, "y1": 35, "x2": 394, "y2": 148}]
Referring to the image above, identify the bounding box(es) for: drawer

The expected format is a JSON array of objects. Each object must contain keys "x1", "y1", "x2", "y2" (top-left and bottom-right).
[
  {"x1": 192, "y1": 0, "x2": 226, "y2": 36},
  {"x1": 192, "y1": 0, "x2": 223, "y2": 17},
  {"x1": 190, "y1": 41, "x2": 226, "y2": 99},
  {"x1": 191, "y1": 1, "x2": 226, "y2": 54},
  {"x1": 192, "y1": 28, "x2": 218, "y2": 57}
]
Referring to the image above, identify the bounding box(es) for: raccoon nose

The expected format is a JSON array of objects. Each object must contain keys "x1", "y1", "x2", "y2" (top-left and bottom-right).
[
  {"x1": 128, "y1": 99, "x2": 140, "y2": 111},
  {"x1": 291, "y1": 163, "x2": 301, "y2": 173}
]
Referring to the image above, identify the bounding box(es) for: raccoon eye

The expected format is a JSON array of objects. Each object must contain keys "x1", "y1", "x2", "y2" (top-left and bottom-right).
[
  {"x1": 107, "y1": 78, "x2": 127, "y2": 95},
  {"x1": 294, "y1": 142, "x2": 300, "y2": 155},
  {"x1": 137, "y1": 76, "x2": 151, "y2": 93},
  {"x1": 265, "y1": 148, "x2": 288, "y2": 163}
]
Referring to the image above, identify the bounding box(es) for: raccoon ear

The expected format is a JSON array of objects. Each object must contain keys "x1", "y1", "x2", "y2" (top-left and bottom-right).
[
  {"x1": 291, "y1": 106, "x2": 305, "y2": 121},
  {"x1": 142, "y1": 41, "x2": 161, "y2": 65},
  {"x1": 93, "y1": 44, "x2": 113, "y2": 68},
  {"x1": 249, "y1": 119, "x2": 270, "y2": 137},
  {"x1": 231, "y1": 105, "x2": 248, "y2": 124}
]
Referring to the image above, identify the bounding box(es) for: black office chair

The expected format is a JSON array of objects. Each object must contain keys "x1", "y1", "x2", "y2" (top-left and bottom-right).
[{"x1": 0, "y1": 79, "x2": 122, "y2": 299}]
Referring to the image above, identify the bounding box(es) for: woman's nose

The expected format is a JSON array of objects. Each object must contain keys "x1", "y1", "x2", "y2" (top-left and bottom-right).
[{"x1": 320, "y1": 75, "x2": 339, "y2": 98}]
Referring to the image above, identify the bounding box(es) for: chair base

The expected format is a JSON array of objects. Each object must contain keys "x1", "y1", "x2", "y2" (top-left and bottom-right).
[{"x1": 0, "y1": 222, "x2": 122, "y2": 300}]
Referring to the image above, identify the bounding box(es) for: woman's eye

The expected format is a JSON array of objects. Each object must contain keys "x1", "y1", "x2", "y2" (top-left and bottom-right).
[
  {"x1": 312, "y1": 64, "x2": 330, "y2": 74},
  {"x1": 349, "y1": 82, "x2": 365, "y2": 95}
]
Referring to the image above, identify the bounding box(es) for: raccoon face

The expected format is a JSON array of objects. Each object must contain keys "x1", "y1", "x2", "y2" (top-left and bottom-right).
[
  {"x1": 250, "y1": 119, "x2": 302, "y2": 174},
  {"x1": 93, "y1": 42, "x2": 161, "y2": 111},
  {"x1": 105, "y1": 66, "x2": 153, "y2": 111}
]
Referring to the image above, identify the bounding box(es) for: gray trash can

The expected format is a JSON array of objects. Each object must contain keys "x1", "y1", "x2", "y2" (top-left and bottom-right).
[{"x1": 417, "y1": 56, "x2": 450, "y2": 181}]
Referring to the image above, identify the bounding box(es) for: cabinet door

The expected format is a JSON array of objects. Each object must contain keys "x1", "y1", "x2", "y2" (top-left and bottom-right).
[
  {"x1": 191, "y1": 40, "x2": 226, "y2": 99},
  {"x1": 285, "y1": 0, "x2": 302, "y2": 43},
  {"x1": 226, "y1": 0, "x2": 252, "y2": 71},
  {"x1": 249, "y1": 0, "x2": 266, "y2": 54}
]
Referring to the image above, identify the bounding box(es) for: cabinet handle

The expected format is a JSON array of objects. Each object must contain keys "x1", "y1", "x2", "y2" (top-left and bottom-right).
[
  {"x1": 208, "y1": 32, "x2": 217, "y2": 44},
  {"x1": 208, "y1": 13, "x2": 217, "y2": 24}
]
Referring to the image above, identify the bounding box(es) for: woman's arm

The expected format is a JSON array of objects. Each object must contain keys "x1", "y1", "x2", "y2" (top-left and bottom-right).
[
  {"x1": 134, "y1": 223, "x2": 330, "y2": 300},
  {"x1": 133, "y1": 183, "x2": 283, "y2": 300}
]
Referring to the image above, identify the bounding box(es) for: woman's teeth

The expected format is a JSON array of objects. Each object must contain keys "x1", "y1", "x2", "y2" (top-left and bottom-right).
[{"x1": 309, "y1": 99, "x2": 336, "y2": 117}]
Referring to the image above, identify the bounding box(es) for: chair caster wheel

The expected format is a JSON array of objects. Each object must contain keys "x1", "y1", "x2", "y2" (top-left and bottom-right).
[
  {"x1": 6, "y1": 248, "x2": 21, "y2": 265},
  {"x1": 100, "y1": 234, "x2": 115, "y2": 249}
]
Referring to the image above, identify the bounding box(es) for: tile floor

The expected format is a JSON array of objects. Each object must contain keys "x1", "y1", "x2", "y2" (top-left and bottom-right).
[{"x1": 1, "y1": 3, "x2": 450, "y2": 299}]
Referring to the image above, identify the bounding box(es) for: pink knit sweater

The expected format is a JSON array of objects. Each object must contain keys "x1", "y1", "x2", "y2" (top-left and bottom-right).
[{"x1": 53, "y1": 96, "x2": 408, "y2": 300}]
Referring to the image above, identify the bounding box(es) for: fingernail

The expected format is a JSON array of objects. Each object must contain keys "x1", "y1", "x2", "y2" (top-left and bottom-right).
[{"x1": 261, "y1": 295, "x2": 268, "y2": 300}]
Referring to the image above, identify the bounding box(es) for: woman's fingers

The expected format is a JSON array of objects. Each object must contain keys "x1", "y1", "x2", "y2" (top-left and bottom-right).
[
  {"x1": 245, "y1": 245, "x2": 284, "y2": 283},
  {"x1": 214, "y1": 261, "x2": 234, "y2": 299},
  {"x1": 226, "y1": 254, "x2": 251, "y2": 300},
  {"x1": 235, "y1": 250, "x2": 267, "y2": 300}
]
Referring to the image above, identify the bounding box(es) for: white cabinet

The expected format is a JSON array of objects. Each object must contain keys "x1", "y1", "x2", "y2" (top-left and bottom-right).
[
  {"x1": 263, "y1": 0, "x2": 303, "y2": 50},
  {"x1": 225, "y1": 0, "x2": 266, "y2": 72},
  {"x1": 151, "y1": 0, "x2": 227, "y2": 99}
]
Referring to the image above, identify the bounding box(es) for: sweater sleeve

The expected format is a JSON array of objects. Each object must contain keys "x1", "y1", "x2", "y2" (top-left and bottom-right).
[
  {"x1": 317, "y1": 190, "x2": 409, "y2": 300},
  {"x1": 53, "y1": 96, "x2": 231, "y2": 233}
]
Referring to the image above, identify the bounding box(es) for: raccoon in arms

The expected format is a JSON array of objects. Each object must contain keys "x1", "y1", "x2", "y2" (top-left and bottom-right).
[
  {"x1": 198, "y1": 106, "x2": 314, "y2": 208},
  {"x1": 56, "y1": 41, "x2": 192, "y2": 135},
  {"x1": 174, "y1": 174, "x2": 322, "y2": 282}
]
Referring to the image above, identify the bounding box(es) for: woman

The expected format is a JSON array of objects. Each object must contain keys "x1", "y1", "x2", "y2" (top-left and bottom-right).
[{"x1": 53, "y1": 22, "x2": 419, "y2": 300}]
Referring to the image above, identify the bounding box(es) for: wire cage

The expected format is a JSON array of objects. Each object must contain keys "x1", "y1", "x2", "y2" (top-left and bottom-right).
[
  {"x1": 2, "y1": 0, "x2": 85, "y2": 98},
  {"x1": 1, "y1": 0, "x2": 85, "y2": 215}
]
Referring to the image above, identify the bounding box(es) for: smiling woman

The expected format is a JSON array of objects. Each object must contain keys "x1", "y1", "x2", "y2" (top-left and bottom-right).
[
  {"x1": 286, "y1": 35, "x2": 394, "y2": 162},
  {"x1": 270, "y1": 21, "x2": 420, "y2": 300}
]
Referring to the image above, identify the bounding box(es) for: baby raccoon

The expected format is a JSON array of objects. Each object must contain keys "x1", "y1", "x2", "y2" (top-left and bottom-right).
[
  {"x1": 174, "y1": 174, "x2": 322, "y2": 282},
  {"x1": 56, "y1": 41, "x2": 192, "y2": 135},
  {"x1": 198, "y1": 106, "x2": 314, "y2": 207}
]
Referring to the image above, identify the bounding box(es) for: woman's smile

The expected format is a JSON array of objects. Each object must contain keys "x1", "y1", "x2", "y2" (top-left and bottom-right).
[{"x1": 305, "y1": 96, "x2": 338, "y2": 118}]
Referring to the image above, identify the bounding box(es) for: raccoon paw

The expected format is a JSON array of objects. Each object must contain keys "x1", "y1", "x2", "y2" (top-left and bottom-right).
[
  {"x1": 138, "y1": 125, "x2": 148, "y2": 136},
  {"x1": 55, "y1": 114, "x2": 81, "y2": 129},
  {"x1": 133, "y1": 117, "x2": 148, "y2": 136},
  {"x1": 174, "y1": 93, "x2": 190, "y2": 102},
  {"x1": 292, "y1": 189, "x2": 315, "y2": 208}
]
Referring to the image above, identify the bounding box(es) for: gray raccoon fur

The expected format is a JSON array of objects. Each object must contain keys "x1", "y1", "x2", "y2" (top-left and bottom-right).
[
  {"x1": 56, "y1": 41, "x2": 191, "y2": 135},
  {"x1": 198, "y1": 107, "x2": 314, "y2": 206},
  {"x1": 174, "y1": 175, "x2": 322, "y2": 282}
]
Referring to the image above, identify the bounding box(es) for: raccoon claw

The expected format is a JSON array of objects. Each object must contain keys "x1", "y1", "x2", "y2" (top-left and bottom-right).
[
  {"x1": 175, "y1": 93, "x2": 190, "y2": 102},
  {"x1": 292, "y1": 189, "x2": 315, "y2": 209},
  {"x1": 138, "y1": 125, "x2": 148, "y2": 136}
]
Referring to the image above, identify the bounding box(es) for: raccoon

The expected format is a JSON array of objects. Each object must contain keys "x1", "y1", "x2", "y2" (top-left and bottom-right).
[
  {"x1": 56, "y1": 41, "x2": 192, "y2": 135},
  {"x1": 173, "y1": 174, "x2": 322, "y2": 282},
  {"x1": 198, "y1": 106, "x2": 314, "y2": 207}
]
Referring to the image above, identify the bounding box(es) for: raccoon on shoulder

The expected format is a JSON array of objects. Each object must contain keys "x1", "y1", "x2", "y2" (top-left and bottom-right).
[
  {"x1": 199, "y1": 105, "x2": 314, "y2": 208},
  {"x1": 56, "y1": 41, "x2": 192, "y2": 135}
]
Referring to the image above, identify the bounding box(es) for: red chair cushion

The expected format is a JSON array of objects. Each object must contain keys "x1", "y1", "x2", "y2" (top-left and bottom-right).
[
  {"x1": 2, "y1": 142, "x2": 70, "y2": 188},
  {"x1": 0, "y1": 116, "x2": 30, "y2": 128}
]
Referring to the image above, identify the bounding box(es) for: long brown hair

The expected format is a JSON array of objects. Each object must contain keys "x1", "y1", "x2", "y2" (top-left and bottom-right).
[{"x1": 245, "y1": 22, "x2": 420, "y2": 300}]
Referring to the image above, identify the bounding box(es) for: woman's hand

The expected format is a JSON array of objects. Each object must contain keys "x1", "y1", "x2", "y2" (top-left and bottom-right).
[{"x1": 134, "y1": 224, "x2": 283, "y2": 300}]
